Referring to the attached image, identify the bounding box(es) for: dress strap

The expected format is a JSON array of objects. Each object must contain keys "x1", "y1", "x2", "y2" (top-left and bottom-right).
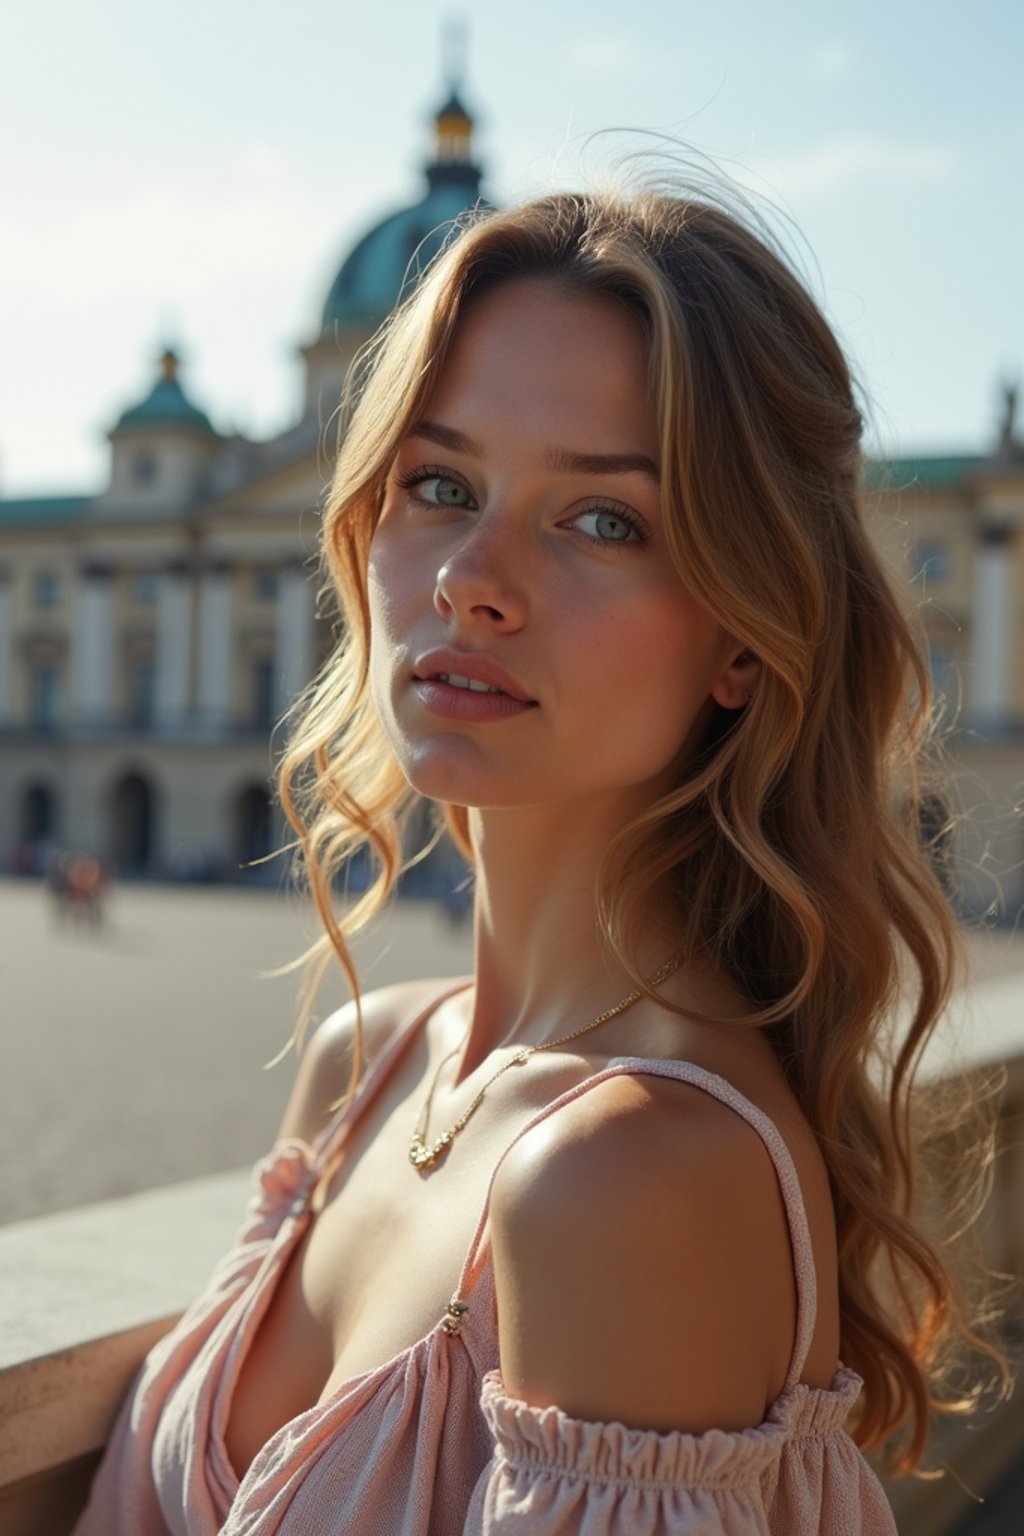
[
  {"x1": 308, "y1": 978, "x2": 473, "y2": 1173},
  {"x1": 457, "y1": 1056, "x2": 818, "y2": 1392}
]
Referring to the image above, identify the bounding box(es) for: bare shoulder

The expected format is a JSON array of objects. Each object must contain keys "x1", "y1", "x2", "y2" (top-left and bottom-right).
[
  {"x1": 491, "y1": 1072, "x2": 800, "y2": 1435},
  {"x1": 276, "y1": 977, "x2": 464, "y2": 1146}
]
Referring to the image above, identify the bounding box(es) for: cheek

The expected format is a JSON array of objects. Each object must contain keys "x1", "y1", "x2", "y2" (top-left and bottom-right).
[
  {"x1": 368, "y1": 514, "x2": 441, "y2": 623},
  {"x1": 367, "y1": 533, "x2": 414, "y2": 650},
  {"x1": 581, "y1": 589, "x2": 723, "y2": 746},
  {"x1": 366, "y1": 545, "x2": 407, "y2": 716}
]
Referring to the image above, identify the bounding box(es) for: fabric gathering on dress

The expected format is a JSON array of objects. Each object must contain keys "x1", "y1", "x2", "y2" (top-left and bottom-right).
[{"x1": 72, "y1": 988, "x2": 898, "y2": 1535}]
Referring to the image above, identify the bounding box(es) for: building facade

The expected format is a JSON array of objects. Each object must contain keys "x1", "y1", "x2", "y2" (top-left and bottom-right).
[
  {"x1": 866, "y1": 400, "x2": 1024, "y2": 920},
  {"x1": 0, "y1": 84, "x2": 485, "y2": 881}
]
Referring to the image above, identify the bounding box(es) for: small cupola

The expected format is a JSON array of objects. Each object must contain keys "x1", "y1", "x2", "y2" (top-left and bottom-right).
[
  {"x1": 112, "y1": 347, "x2": 216, "y2": 436},
  {"x1": 102, "y1": 346, "x2": 221, "y2": 512}
]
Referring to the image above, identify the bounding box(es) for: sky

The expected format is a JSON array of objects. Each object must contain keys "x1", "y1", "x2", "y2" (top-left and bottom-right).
[{"x1": 2, "y1": 0, "x2": 1022, "y2": 497}]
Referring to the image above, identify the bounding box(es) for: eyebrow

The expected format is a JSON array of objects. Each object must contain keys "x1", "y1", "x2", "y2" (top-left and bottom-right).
[{"x1": 408, "y1": 420, "x2": 660, "y2": 483}]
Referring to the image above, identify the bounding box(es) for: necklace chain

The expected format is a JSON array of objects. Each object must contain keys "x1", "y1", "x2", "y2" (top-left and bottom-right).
[{"x1": 408, "y1": 955, "x2": 680, "y2": 1172}]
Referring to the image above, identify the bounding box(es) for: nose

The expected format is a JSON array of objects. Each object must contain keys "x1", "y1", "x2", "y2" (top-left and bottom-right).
[{"x1": 433, "y1": 514, "x2": 527, "y2": 632}]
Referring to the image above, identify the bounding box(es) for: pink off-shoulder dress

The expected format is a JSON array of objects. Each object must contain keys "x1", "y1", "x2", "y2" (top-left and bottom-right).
[{"x1": 72, "y1": 984, "x2": 897, "y2": 1535}]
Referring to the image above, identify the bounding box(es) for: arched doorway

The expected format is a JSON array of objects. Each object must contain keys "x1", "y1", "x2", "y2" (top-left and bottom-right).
[
  {"x1": 20, "y1": 781, "x2": 59, "y2": 843},
  {"x1": 111, "y1": 771, "x2": 155, "y2": 872},
  {"x1": 235, "y1": 783, "x2": 273, "y2": 874}
]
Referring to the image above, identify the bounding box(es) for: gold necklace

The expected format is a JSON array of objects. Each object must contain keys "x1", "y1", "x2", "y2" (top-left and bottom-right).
[{"x1": 408, "y1": 955, "x2": 680, "y2": 1172}]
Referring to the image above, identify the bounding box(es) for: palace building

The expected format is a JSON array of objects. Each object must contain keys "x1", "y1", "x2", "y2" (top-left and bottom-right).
[{"x1": 1, "y1": 85, "x2": 1021, "y2": 918}]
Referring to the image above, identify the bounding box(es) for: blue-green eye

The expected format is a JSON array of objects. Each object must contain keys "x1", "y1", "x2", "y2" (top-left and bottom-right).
[
  {"x1": 572, "y1": 507, "x2": 643, "y2": 544},
  {"x1": 395, "y1": 468, "x2": 476, "y2": 509}
]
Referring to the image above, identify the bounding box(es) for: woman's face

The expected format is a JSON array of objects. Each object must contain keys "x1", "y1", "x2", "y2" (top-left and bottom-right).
[{"x1": 368, "y1": 278, "x2": 751, "y2": 815}]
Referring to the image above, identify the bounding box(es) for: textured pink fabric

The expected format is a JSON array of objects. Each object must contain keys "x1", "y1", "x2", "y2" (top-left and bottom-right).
[{"x1": 72, "y1": 990, "x2": 897, "y2": 1535}]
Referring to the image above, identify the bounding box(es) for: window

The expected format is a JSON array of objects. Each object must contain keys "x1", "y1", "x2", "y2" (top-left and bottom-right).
[
  {"x1": 29, "y1": 664, "x2": 61, "y2": 729},
  {"x1": 33, "y1": 571, "x2": 60, "y2": 609},
  {"x1": 913, "y1": 540, "x2": 951, "y2": 584},
  {"x1": 253, "y1": 568, "x2": 278, "y2": 602},
  {"x1": 252, "y1": 658, "x2": 276, "y2": 729},
  {"x1": 133, "y1": 451, "x2": 159, "y2": 486},
  {"x1": 129, "y1": 656, "x2": 156, "y2": 726},
  {"x1": 134, "y1": 571, "x2": 159, "y2": 606}
]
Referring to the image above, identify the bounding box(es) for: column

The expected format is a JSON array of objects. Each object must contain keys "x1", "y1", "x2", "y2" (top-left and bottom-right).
[
  {"x1": 196, "y1": 560, "x2": 233, "y2": 735},
  {"x1": 71, "y1": 562, "x2": 117, "y2": 728},
  {"x1": 970, "y1": 523, "x2": 1015, "y2": 726},
  {"x1": 155, "y1": 560, "x2": 192, "y2": 730},
  {"x1": 0, "y1": 567, "x2": 11, "y2": 726},
  {"x1": 275, "y1": 562, "x2": 315, "y2": 718}
]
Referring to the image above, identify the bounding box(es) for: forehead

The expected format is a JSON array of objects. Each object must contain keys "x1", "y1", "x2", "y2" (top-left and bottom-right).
[{"x1": 421, "y1": 278, "x2": 657, "y2": 454}]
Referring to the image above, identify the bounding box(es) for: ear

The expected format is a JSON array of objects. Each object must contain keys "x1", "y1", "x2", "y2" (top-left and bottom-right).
[{"x1": 710, "y1": 647, "x2": 762, "y2": 711}]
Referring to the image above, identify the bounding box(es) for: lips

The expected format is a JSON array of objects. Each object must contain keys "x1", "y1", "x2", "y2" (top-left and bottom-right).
[{"x1": 412, "y1": 649, "x2": 535, "y2": 704}]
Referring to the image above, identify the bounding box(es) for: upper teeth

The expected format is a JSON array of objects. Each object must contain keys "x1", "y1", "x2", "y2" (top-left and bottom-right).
[{"x1": 439, "y1": 672, "x2": 502, "y2": 693}]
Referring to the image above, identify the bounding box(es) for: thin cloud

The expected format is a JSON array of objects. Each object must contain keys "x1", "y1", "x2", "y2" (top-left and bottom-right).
[
  {"x1": 807, "y1": 41, "x2": 858, "y2": 84},
  {"x1": 566, "y1": 34, "x2": 647, "y2": 78},
  {"x1": 766, "y1": 133, "x2": 960, "y2": 200}
]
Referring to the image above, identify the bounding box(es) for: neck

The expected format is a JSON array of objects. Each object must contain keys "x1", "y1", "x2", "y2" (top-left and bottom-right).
[{"x1": 452, "y1": 795, "x2": 673, "y2": 1082}]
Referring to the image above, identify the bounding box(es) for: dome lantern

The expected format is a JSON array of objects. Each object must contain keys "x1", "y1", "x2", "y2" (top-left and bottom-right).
[{"x1": 432, "y1": 87, "x2": 474, "y2": 168}]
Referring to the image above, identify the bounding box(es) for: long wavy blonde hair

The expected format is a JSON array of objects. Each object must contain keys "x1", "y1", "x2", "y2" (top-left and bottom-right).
[{"x1": 278, "y1": 185, "x2": 1007, "y2": 1472}]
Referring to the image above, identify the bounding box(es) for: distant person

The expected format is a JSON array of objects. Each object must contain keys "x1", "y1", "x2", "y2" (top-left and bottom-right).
[
  {"x1": 73, "y1": 176, "x2": 1005, "y2": 1533},
  {"x1": 48, "y1": 850, "x2": 108, "y2": 926},
  {"x1": 66, "y1": 852, "x2": 108, "y2": 925}
]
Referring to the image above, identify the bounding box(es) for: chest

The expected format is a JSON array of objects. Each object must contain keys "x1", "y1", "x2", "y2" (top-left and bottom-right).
[
  {"x1": 222, "y1": 1070, "x2": 542, "y2": 1482},
  {"x1": 303, "y1": 1106, "x2": 503, "y2": 1377}
]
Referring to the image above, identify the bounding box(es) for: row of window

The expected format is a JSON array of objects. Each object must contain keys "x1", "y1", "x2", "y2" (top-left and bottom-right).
[
  {"x1": 118, "y1": 659, "x2": 277, "y2": 728},
  {"x1": 24, "y1": 568, "x2": 282, "y2": 612},
  {"x1": 21, "y1": 659, "x2": 279, "y2": 731}
]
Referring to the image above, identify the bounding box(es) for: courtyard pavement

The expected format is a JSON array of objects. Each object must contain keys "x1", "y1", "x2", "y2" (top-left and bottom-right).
[{"x1": 0, "y1": 878, "x2": 473, "y2": 1223}]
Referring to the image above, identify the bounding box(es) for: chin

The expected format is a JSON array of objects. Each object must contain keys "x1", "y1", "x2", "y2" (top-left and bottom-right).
[{"x1": 393, "y1": 744, "x2": 538, "y2": 811}]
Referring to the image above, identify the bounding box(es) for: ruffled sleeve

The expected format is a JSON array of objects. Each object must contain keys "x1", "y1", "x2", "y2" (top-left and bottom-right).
[{"x1": 463, "y1": 1369, "x2": 896, "y2": 1535}]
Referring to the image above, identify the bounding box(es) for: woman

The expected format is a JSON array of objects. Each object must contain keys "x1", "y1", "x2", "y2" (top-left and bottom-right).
[{"x1": 74, "y1": 185, "x2": 1000, "y2": 1534}]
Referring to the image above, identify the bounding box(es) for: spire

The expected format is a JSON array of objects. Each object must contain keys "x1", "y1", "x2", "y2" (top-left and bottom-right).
[
  {"x1": 431, "y1": 17, "x2": 474, "y2": 168},
  {"x1": 442, "y1": 14, "x2": 466, "y2": 92}
]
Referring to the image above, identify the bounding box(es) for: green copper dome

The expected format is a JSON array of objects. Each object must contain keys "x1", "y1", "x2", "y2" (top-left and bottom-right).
[
  {"x1": 321, "y1": 85, "x2": 489, "y2": 332},
  {"x1": 114, "y1": 349, "x2": 216, "y2": 434}
]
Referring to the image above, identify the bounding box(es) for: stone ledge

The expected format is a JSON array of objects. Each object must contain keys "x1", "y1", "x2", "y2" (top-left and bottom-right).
[{"x1": 0, "y1": 1166, "x2": 250, "y2": 1488}]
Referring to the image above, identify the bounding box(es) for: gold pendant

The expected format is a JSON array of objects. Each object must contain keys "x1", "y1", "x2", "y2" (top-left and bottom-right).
[{"x1": 409, "y1": 1130, "x2": 454, "y2": 1170}]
